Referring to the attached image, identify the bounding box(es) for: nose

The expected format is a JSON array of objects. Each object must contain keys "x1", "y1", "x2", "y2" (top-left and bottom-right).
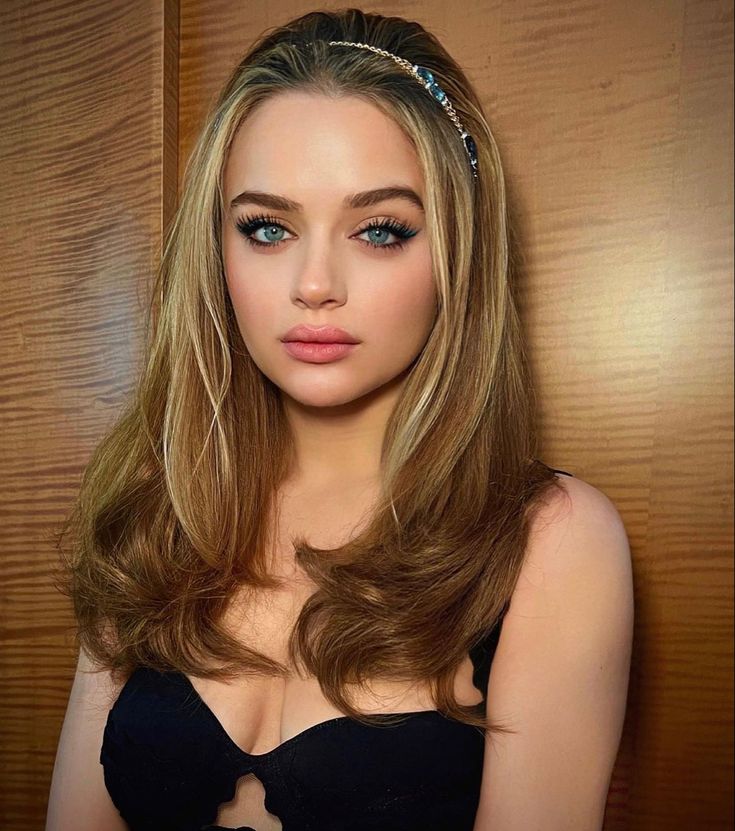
[{"x1": 290, "y1": 239, "x2": 347, "y2": 309}]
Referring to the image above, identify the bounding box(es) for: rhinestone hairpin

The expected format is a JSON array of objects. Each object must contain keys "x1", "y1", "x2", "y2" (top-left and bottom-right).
[{"x1": 325, "y1": 40, "x2": 479, "y2": 181}]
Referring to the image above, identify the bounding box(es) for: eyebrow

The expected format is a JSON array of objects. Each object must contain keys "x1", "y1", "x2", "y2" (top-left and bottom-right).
[{"x1": 229, "y1": 186, "x2": 424, "y2": 213}]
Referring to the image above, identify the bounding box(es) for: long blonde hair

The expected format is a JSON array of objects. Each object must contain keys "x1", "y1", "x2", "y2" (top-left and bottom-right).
[{"x1": 54, "y1": 8, "x2": 566, "y2": 735}]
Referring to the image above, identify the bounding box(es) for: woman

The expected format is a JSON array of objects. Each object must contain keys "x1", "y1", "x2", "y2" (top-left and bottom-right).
[{"x1": 46, "y1": 8, "x2": 634, "y2": 831}]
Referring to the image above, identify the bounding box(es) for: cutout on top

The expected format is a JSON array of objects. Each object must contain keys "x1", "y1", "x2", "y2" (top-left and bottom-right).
[{"x1": 205, "y1": 771, "x2": 282, "y2": 831}]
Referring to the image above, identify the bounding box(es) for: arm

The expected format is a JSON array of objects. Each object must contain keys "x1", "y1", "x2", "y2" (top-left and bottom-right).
[
  {"x1": 45, "y1": 646, "x2": 130, "y2": 831},
  {"x1": 473, "y1": 475, "x2": 634, "y2": 831}
]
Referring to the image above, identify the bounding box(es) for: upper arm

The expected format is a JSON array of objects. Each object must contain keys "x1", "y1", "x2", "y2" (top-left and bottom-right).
[
  {"x1": 473, "y1": 475, "x2": 634, "y2": 831},
  {"x1": 45, "y1": 646, "x2": 130, "y2": 831}
]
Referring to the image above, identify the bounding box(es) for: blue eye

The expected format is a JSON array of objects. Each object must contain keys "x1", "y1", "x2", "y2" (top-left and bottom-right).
[{"x1": 234, "y1": 214, "x2": 419, "y2": 251}]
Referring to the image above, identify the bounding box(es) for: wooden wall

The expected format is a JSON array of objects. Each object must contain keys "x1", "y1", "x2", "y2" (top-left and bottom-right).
[
  {"x1": 0, "y1": 0, "x2": 178, "y2": 825},
  {"x1": 0, "y1": 0, "x2": 731, "y2": 827}
]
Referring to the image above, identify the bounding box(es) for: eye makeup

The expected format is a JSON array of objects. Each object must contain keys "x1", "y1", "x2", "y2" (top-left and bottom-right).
[{"x1": 234, "y1": 213, "x2": 419, "y2": 252}]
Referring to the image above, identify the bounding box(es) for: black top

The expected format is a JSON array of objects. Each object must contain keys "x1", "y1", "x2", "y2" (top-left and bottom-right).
[{"x1": 100, "y1": 468, "x2": 573, "y2": 830}]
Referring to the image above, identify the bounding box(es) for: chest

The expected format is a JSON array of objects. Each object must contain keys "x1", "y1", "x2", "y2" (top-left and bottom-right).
[{"x1": 182, "y1": 488, "x2": 484, "y2": 828}]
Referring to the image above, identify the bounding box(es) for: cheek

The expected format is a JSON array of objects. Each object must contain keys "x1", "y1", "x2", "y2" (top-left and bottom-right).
[
  {"x1": 224, "y1": 268, "x2": 277, "y2": 352},
  {"x1": 357, "y1": 263, "x2": 437, "y2": 352},
  {"x1": 223, "y1": 236, "x2": 277, "y2": 345}
]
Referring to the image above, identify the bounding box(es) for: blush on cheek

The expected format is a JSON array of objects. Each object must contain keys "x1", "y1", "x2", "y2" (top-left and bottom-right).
[{"x1": 226, "y1": 283, "x2": 282, "y2": 358}]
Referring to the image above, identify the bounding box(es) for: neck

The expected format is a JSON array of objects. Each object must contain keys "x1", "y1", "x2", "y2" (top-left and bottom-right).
[{"x1": 280, "y1": 372, "x2": 408, "y2": 488}]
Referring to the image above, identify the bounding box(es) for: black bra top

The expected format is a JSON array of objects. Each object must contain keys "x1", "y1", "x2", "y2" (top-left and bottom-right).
[{"x1": 100, "y1": 468, "x2": 573, "y2": 830}]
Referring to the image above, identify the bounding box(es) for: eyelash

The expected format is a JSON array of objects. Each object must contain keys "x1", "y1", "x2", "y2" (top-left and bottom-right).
[{"x1": 234, "y1": 213, "x2": 418, "y2": 252}]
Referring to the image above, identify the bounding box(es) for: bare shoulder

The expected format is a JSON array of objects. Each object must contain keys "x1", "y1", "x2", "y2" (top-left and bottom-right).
[
  {"x1": 519, "y1": 472, "x2": 632, "y2": 597},
  {"x1": 507, "y1": 471, "x2": 635, "y2": 653}
]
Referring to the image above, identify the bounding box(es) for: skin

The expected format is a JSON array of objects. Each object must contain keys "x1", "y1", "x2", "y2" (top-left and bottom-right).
[{"x1": 221, "y1": 91, "x2": 436, "y2": 490}]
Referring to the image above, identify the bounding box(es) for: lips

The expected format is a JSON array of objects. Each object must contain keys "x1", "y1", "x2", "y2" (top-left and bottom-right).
[{"x1": 282, "y1": 324, "x2": 360, "y2": 344}]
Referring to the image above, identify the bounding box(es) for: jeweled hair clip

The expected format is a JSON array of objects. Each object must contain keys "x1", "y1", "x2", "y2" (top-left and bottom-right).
[{"x1": 324, "y1": 40, "x2": 479, "y2": 181}]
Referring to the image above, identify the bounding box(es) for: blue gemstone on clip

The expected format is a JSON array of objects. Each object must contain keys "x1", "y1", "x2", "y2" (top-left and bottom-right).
[
  {"x1": 428, "y1": 83, "x2": 447, "y2": 104},
  {"x1": 415, "y1": 66, "x2": 448, "y2": 104},
  {"x1": 463, "y1": 133, "x2": 477, "y2": 159},
  {"x1": 462, "y1": 133, "x2": 479, "y2": 178},
  {"x1": 415, "y1": 66, "x2": 434, "y2": 84}
]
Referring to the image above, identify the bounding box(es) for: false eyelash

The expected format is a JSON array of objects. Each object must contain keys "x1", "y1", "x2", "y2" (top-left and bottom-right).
[{"x1": 234, "y1": 213, "x2": 418, "y2": 251}]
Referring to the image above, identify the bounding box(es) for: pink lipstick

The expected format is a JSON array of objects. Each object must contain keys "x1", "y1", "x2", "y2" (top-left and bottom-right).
[{"x1": 281, "y1": 324, "x2": 360, "y2": 364}]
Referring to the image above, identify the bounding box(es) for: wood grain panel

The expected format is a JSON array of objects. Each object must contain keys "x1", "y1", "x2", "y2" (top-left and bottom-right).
[
  {"x1": 179, "y1": 1, "x2": 733, "y2": 828},
  {"x1": 0, "y1": 0, "x2": 178, "y2": 826},
  {"x1": 6, "y1": 0, "x2": 729, "y2": 826}
]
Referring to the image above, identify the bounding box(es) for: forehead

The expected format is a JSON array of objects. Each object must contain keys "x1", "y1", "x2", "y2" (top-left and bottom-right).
[{"x1": 223, "y1": 91, "x2": 424, "y2": 202}]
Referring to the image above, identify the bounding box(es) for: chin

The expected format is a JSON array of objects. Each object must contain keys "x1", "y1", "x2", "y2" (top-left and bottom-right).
[{"x1": 280, "y1": 382, "x2": 371, "y2": 410}]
